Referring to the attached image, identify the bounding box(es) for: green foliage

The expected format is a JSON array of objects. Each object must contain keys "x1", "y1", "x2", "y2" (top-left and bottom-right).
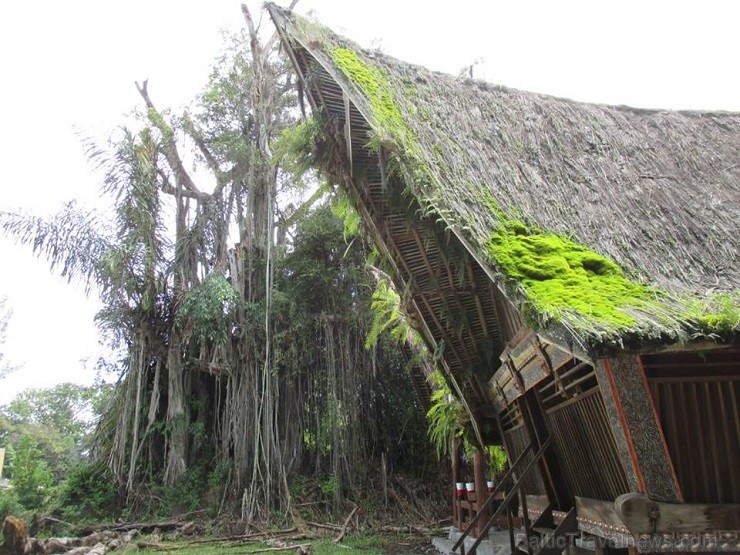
[
  {"x1": 161, "y1": 463, "x2": 209, "y2": 515},
  {"x1": 0, "y1": 203, "x2": 112, "y2": 295},
  {"x1": 280, "y1": 203, "x2": 366, "y2": 317},
  {"x1": 10, "y1": 434, "x2": 53, "y2": 509},
  {"x1": 0, "y1": 382, "x2": 112, "y2": 483},
  {"x1": 271, "y1": 115, "x2": 323, "y2": 178},
  {"x1": 426, "y1": 371, "x2": 506, "y2": 473},
  {"x1": 365, "y1": 279, "x2": 402, "y2": 350},
  {"x1": 319, "y1": 474, "x2": 338, "y2": 498},
  {"x1": 330, "y1": 190, "x2": 361, "y2": 241},
  {"x1": 0, "y1": 488, "x2": 22, "y2": 523},
  {"x1": 487, "y1": 445, "x2": 507, "y2": 474},
  {"x1": 425, "y1": 371, "x2": 466, "y2": 460},
  {"x1": 52, "y1": 462, "x2": 118, "y2": 522},
  {"x1": 686, "y1": 291, "x2": 740, "y2": 334},
  {"x1": 194, "y1": 29, "x2": 296, "y2": 168},
  {"x1": 0, "y1": 382, "x2": 114, "y2": 518},
  {"x1": 178, "y1": 274, "x2": 241, "y2": 345}
]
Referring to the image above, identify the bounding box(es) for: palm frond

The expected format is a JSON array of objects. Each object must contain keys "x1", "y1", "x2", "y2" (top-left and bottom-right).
[{"x1": 0, "y1": 202, "x2": 112, "y2": 294}]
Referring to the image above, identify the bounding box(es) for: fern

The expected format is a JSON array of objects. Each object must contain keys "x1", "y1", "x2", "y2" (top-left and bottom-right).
[{"x1": 426, "y1": 370, "x2": 507, "y2": 472}]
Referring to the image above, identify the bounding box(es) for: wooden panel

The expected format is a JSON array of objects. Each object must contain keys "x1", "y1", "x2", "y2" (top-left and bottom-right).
[
  {"x1": 543, "y1": 340, "x2": 577, "y2": 374},
  {"x1": 643, "y1": 349, "x2": 740, "y2": 504},
  {"x1": 488, "y1": 332, "x2": 576, "y2": 412},
  {"x1": 503, "y1": 419, "x2": 548, "y2": 496},
  {"x1": 546, "y1": 389, "x2": 631, "y2": 501},
  {"x1": 488, "y1": 362, "x2": 522, "y2": 411},
  {"x1": 575, "y1": 496, "x2": 631, "y2": 532}
]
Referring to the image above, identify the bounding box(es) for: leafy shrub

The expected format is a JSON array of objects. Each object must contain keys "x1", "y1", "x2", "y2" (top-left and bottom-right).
[
  {"x1": 10, "y1": 434, "x2": 53, "y2": 509},
  {"x1": 161, "y1": 463, "x2": 208, "y2": 515},
  {"x1": 53, "y1": 462, "x2": 117, "y2": 522},
  {"x1": 0, "y1": 488, "x2": 23, "y2": 523},
  {"x1": 177, "y1": 274, "x2": 241, "y2": 346}
]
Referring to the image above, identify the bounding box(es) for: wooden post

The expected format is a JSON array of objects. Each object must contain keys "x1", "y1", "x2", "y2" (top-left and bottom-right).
[
  {"x1": 473, "y1": 449, "x2": 489, "y2": 536},
  {"x1": 452, "y1": 437, "x2": 461, "y2": 529},
  {"x1": 520, "y1": 488, "x2": 533, "y2": 555},
  {"x1": 595, "y1": 357, "x2": 682, "y2": 502},
  {"x1": 381, "y1": 452, "x2": 388, "y2": 509}
]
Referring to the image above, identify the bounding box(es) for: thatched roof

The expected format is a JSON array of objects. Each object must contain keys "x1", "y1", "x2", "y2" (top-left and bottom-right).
[{"x1": 268, "y1": 5, "x2": 739, "y2": 368}]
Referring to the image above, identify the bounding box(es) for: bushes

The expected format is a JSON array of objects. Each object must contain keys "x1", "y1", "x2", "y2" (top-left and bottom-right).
[
  {"x1": 9, "y1": 435, "x2": 53, "y2": 509},
  {"x1": 52, "y1": 463, "x2": 118, "y2": 522},
  {"x1": 0, "y1": 488, "x2": 22, "y2": 522}
]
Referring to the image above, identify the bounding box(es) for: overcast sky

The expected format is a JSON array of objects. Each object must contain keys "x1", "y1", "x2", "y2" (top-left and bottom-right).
[{"x1": 1, "y1": 0, "x2": 738, "y2": 403}]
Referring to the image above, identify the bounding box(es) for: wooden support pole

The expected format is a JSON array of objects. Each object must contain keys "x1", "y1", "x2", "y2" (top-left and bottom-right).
[
  {"x1": 473, "y1": 449, "x2": 489, "y2": 536},
  {"x1": 452, "y1": 437, "x2": 461, "y2": 529}
]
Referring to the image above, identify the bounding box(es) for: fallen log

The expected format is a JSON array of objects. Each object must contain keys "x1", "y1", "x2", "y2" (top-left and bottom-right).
[
  {"x1": 250, "y1": 545, "x2": 311, "y2": 554},
  {"x1": 136, "y1": 529, "x2": 314, "y2": 552},
  {"x1": 73, "y1": 520, "x2": 188, "y2": 536},
  {"x1": 371, "y1": 524, "x2": 441, "y2": 535},
  {"x1": 304, "y1": 521, "x2": 341, "y2": 532}
]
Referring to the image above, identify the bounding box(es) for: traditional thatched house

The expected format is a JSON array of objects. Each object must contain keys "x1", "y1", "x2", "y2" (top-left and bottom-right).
[{"x1": 267, "y1": 4, "x2": 739, "y2": 553}]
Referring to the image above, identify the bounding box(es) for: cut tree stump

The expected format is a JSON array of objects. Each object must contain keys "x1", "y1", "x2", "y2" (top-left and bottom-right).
[{"x1": 0, "y1": 516, "x2": 31, "y2": 555}]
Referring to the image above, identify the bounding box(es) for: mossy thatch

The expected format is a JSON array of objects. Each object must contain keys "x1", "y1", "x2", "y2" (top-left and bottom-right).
[{"x1": 267, "y1": 3, "x2": 739, "y2": 351}]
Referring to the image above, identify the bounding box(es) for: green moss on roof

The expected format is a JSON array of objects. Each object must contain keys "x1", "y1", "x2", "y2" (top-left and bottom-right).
[
  {"x1": 484, "y1": 203, "x2": 740, "y2": 340},
  {"x1": 486, "y1": 213, "x2": 653, "y2": 330},
  {"x1": 330, "y1": 47, "x2": 413, "y2": 147},
  {"x1": 687, "y1": 291, "x2": 740, "y2": 334}
]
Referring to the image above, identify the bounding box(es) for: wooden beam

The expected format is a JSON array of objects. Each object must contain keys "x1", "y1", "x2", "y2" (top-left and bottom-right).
[
  {"x1": 615, "y1": 493, "x2": 740, "y2": 533},
  {"x1": 575, "y1": 496, "x2": 632, "y2": 544},
  {"x1": 466, "y1": 257, "x2": 491, "y2": 338},
  {"x1": 519, "y1": 389, "x2": 573, "y2": 510},
  {"x1": 410, "y1": 227, "x2": 476, "y2": 365},
  {"x1": 473, "y1": 449, "x2": 490, "y2": 536}
]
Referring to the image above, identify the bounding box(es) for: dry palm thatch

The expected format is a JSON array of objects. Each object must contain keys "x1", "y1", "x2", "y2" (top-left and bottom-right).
[{"x1": 266, "y1": 3, "x2": 738, "y2": 405}]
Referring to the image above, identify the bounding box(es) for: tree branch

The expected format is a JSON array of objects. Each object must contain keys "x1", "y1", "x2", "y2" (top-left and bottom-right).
[
  {"x1": 241, "y1": 4, "x2": 262, "y2": 64},
  {"x1": 333, "y1": 504, "x2": 359, "y2": 544},
  {"x1": 182, "y1": 116, "x2": 221, "y2": 176},
  {"x1": 135, "y1": 80, "x2": 208, "y2": 202},
  {"x1": 156, "y1": 168, "x2": 204, "y2": 201}
]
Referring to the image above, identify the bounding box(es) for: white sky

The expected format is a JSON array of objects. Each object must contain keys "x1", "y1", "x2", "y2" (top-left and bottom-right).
[{"x1": 0, "y1": 0, "x2": 738, "y2": 403}]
